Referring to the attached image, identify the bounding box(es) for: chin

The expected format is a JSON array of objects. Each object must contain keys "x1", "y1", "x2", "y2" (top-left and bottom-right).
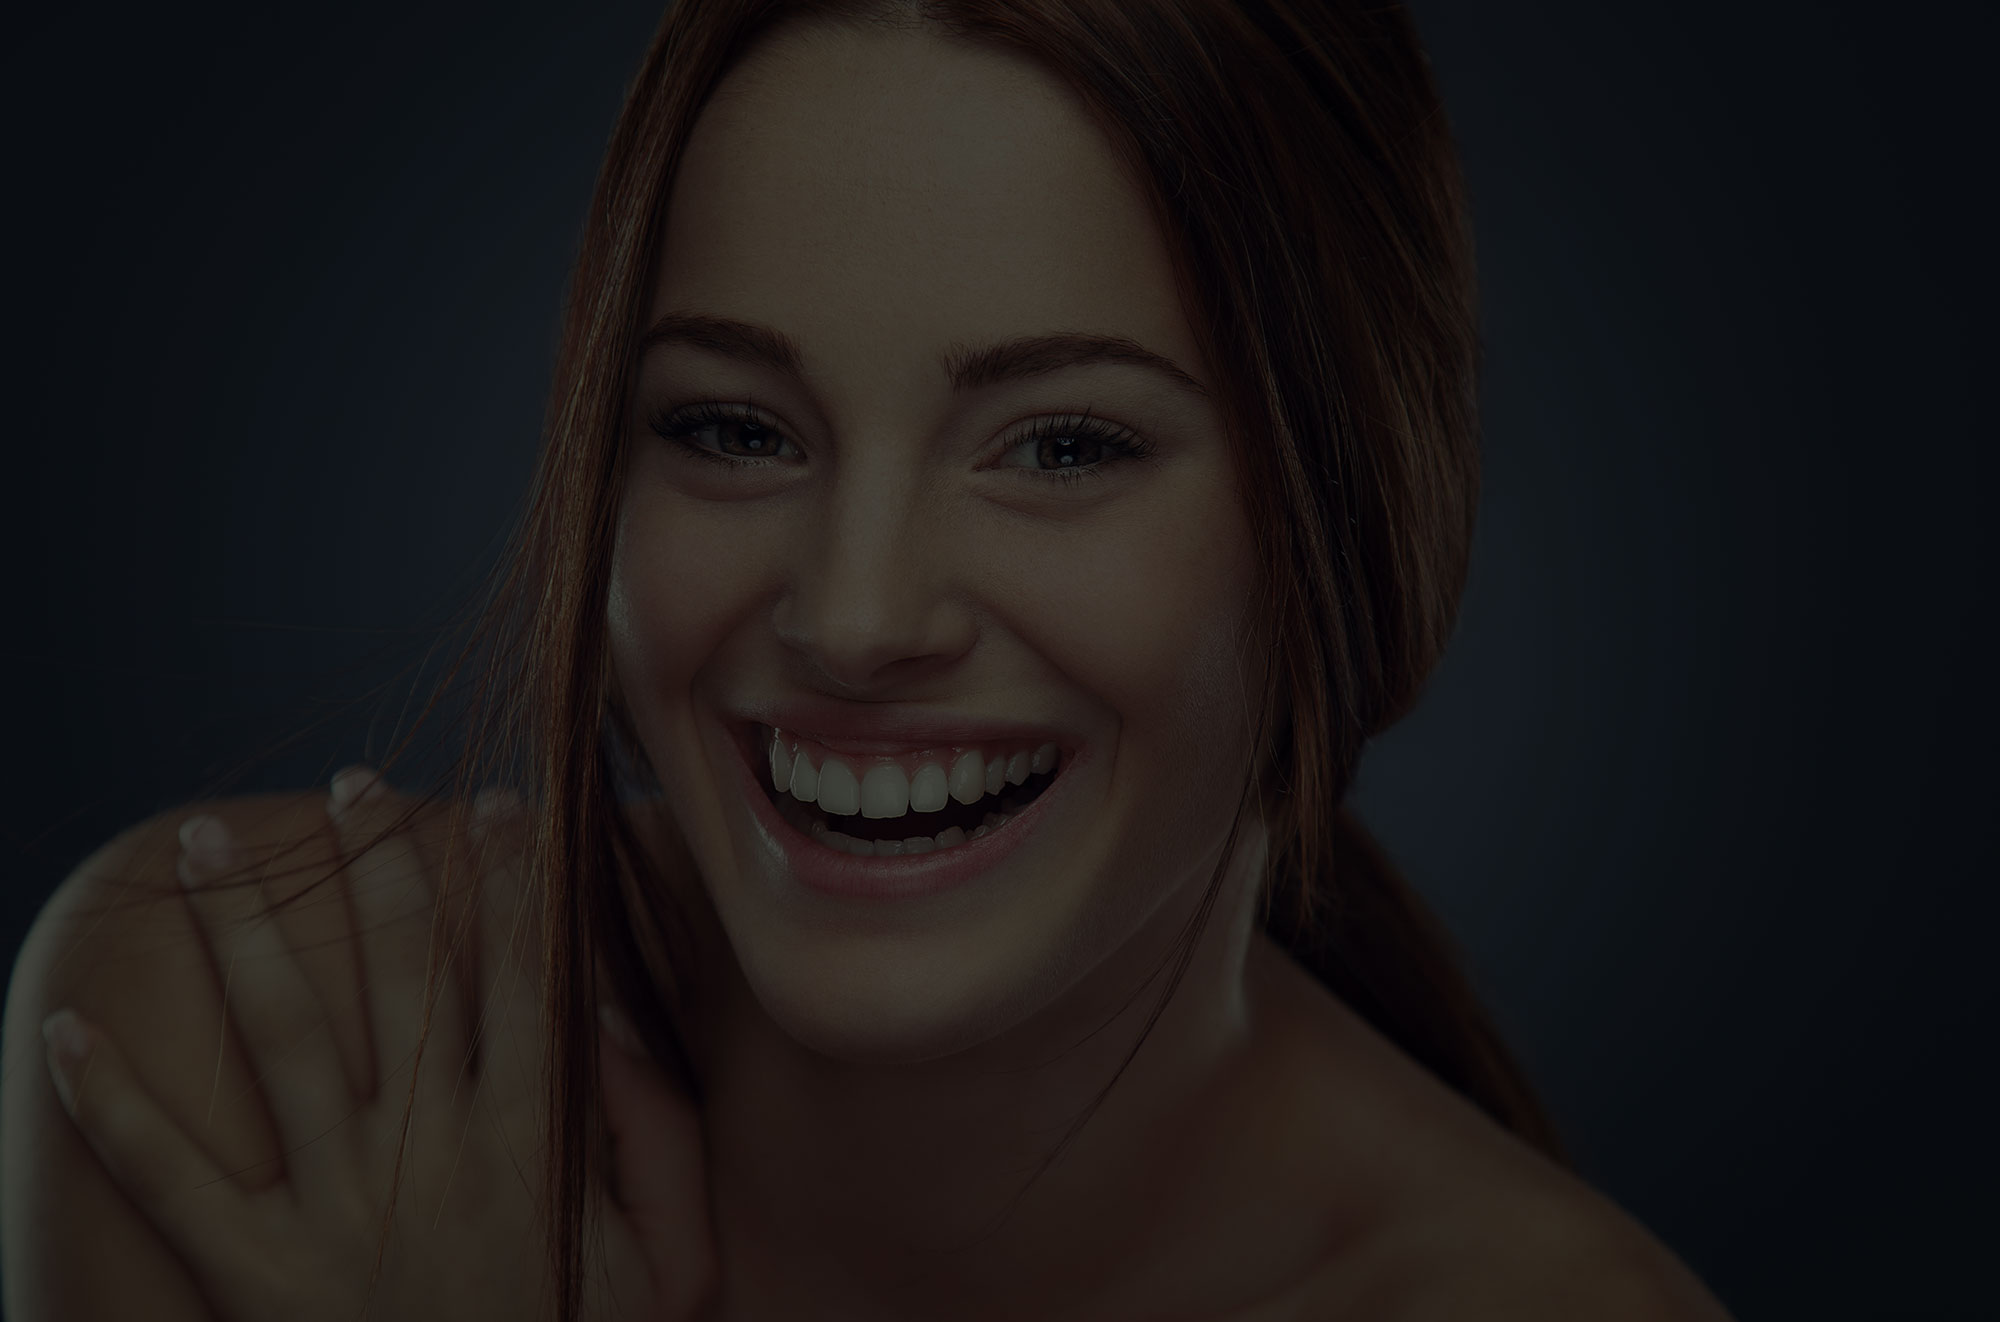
[{"x1": 723, "y1": 917, "x2": 1069, "y2": 1065}]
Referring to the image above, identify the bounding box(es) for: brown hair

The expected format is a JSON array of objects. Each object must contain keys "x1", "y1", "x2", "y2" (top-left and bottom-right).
[{"x1": 252, "y1": 1, "x2": 1568, "y2": 1316}]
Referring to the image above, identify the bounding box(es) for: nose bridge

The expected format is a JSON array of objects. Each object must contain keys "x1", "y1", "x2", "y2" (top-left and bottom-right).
[{"x1": 779, "y1": 461, "x2": 966, "y2": 685}]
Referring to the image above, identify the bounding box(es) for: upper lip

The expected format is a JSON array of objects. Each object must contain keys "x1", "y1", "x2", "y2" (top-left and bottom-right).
[{"x1": 731, "y1": 695, "x2": 1079, "y2": 756}]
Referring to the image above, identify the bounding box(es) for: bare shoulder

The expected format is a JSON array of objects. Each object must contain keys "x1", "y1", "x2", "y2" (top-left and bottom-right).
[
  {"x1": 2, "y1": 790, "x2": 354, "y2": 1318},
  {"x1": 1, "y1": 785, "x2": 499, "y2": 1320},
  {"x1": 9, "y1": 791, "x2": 356, "y2": 1105},
  {"x1": 1261, "y1": 1197, "x2": 1738, "y2": 1322},
  {"x1": 1233, "y1": 937, "x2": 1737, "y2": 1321},
  {"x1": 9, "y1": 785, "x2": 506, "y2": 1124},
  {"x1": 17, "y1": 791, "x2": 347, "y2": 979}
]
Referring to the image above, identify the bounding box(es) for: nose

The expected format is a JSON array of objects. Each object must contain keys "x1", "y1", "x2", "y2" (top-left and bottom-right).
[{"x1": 770, "y1": 485, "x2": 977, "y2": 693}]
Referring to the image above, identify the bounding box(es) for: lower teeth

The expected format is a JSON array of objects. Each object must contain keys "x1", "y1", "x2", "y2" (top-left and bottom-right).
[{"x1": 786, "y1": 795, "x2": 1028, "y2": 858}]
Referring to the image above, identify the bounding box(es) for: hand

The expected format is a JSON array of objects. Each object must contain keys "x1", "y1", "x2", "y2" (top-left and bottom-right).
[{"x1": 39, "y1": 770, "x2": 717, "y2": 1321}]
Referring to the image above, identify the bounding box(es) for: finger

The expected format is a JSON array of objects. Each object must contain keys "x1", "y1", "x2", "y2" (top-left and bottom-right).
[
  {"x1": 327, "y1": 767, "x2": 473, "y2": 1114},
  {"x1": 388, "y1": 784, "x2": 492, "y2": 1090},
  {"x1": 43, "y1": 1008, "x2": 273, "y2": 1308},
  {"x1": 462, "y1": 787, "x2": 550, "y2": 1171},
  {"x1": 597, "y1": 1004, "x2": 715, "y2": 1317},
  {"x1": 176, "y1": 816, "x2": 364, "y2": 1193},
  {"x1": 466, "y1": 788, "x2": 541, "y2": 1089},
  {"x1": 430, "y1": 789, "x2": 503, "y2": 1073},
  {"x1": 239, "y1": 793, "x2": 378, "y2": 1105}
]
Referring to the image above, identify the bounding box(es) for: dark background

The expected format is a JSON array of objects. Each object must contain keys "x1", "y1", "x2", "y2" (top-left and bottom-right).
[{"x1": 4, "y1": 2, "x2": 1992, "y2": 1318}]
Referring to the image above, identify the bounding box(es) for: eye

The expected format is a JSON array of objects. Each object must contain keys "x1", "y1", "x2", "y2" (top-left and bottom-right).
[
  {"x1": 991, "y1": 411, "x2": 1158, "y2": 489},
  {"x1": 647, "y1": 400, "x2": 797, "y2": 468},
  {"x1": 646, "y1": 401, "x2": 1158, "y2": 491}
]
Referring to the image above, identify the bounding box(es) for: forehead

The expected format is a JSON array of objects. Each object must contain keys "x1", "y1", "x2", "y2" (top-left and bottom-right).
[{"x1": 648, "y1": 22, "x2": 1204, "y2": 406}]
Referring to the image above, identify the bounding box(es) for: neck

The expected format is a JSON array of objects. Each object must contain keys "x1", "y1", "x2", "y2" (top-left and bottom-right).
[{"x1": 681, "y1": 812, "x2": 1274, "y2": 1320}]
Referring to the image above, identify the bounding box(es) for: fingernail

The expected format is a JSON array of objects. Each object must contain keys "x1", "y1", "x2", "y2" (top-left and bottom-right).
[
  {"x1": 598, "y1": 1002, "x2": 643, "y2": 1057},
  {"x1": 177, "y1": 815, "x2": 235, "y2": 883},
  {"x1": 330, "y1": 766, "x2": 382, "y2": 817},
  {"x1": 42, "y1": 1010, "x2": 90, "y2": 1108}
]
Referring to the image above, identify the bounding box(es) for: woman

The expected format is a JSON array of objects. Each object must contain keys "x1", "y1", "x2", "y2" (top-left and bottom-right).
[{"x1": 4, "y1": 1, "x2": 1737, "y2": 1318}]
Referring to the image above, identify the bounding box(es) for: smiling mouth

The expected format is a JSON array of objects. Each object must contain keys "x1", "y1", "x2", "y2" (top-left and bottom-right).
[{"x1": 739, "y1": 722, "x2": 1063, "y2": 850}]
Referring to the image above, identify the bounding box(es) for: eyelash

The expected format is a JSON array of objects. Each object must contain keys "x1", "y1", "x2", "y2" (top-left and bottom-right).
[{"x1": 646, "y1": 400, "x2": 1158, "y2": 489}]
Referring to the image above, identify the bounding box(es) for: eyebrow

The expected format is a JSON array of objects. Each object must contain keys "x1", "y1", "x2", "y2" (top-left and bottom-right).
[{"x1": 637, "y1": 311, "x2": 1211, "y2": 400}]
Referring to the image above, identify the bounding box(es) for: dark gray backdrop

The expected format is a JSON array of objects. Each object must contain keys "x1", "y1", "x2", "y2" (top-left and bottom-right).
[{"x1": 4, "y1": 3, "x2": 1992, "y2": 1319}]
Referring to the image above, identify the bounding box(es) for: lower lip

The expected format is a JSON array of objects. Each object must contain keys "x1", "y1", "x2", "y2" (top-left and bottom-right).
[{"x1": 725, "y1": 721, "x2": 1086, "y2": 901}]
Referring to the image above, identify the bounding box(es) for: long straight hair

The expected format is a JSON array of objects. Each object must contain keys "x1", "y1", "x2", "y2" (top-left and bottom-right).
[{"x1": 332, "y1": 1, "x2": 1569, "y2": 1317}]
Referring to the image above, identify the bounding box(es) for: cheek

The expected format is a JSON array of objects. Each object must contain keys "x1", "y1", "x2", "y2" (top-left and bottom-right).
[
  {"x1": 608, "y1": 496, "x2": 765, "y2": 710},
  {"x1": 609, "y1": 497, "x2": 774, "y2": 864},
  {"x1": 1037, "y1": 503, "x2": 1263, "y2": 907},
  {"x1": 999, "y1": 507, "x2": 1261, "y2": 995},
  {"x1": 1026, "y1": 500, "x2": 1260, "y2": 754},
  {"x1": 607, "y1": 528, "x2": 680, "y2": 721}
]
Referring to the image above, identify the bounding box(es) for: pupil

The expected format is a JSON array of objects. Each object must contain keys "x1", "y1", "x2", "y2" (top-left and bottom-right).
[{"x1": 1046, "y1": 437, "x2": 1086, "y2": 468}]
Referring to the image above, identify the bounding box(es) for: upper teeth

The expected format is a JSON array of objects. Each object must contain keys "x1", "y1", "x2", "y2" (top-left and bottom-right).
[{"x1": 764, "y1": 725, "x2": 1060, "y2": 819}]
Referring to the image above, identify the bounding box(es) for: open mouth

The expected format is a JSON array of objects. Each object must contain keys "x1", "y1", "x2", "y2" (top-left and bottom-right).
[{"x1": 739, "y1": 722, "x2": 1065, "y2": 855}]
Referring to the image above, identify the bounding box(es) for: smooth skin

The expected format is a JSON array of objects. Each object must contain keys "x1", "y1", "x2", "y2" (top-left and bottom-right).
[
  {"x1": 608, "y1": 18, "x2": 1309, "y2": 1318},
  {"x1": 607, "y1": 18, "x2": 1731, "y2": 1322},
  {"x1": 4, "y1": 17, "x2": 1733, "y2": 1322},
  {"x1": 3, "y1": 776, "x2": 712, "y2": 1321}
]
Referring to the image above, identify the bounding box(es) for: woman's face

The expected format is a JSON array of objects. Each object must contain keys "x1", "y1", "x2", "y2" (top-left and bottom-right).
[{"x1": 609, "y1": 22, "x2": 1267, "y2": 1062}]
